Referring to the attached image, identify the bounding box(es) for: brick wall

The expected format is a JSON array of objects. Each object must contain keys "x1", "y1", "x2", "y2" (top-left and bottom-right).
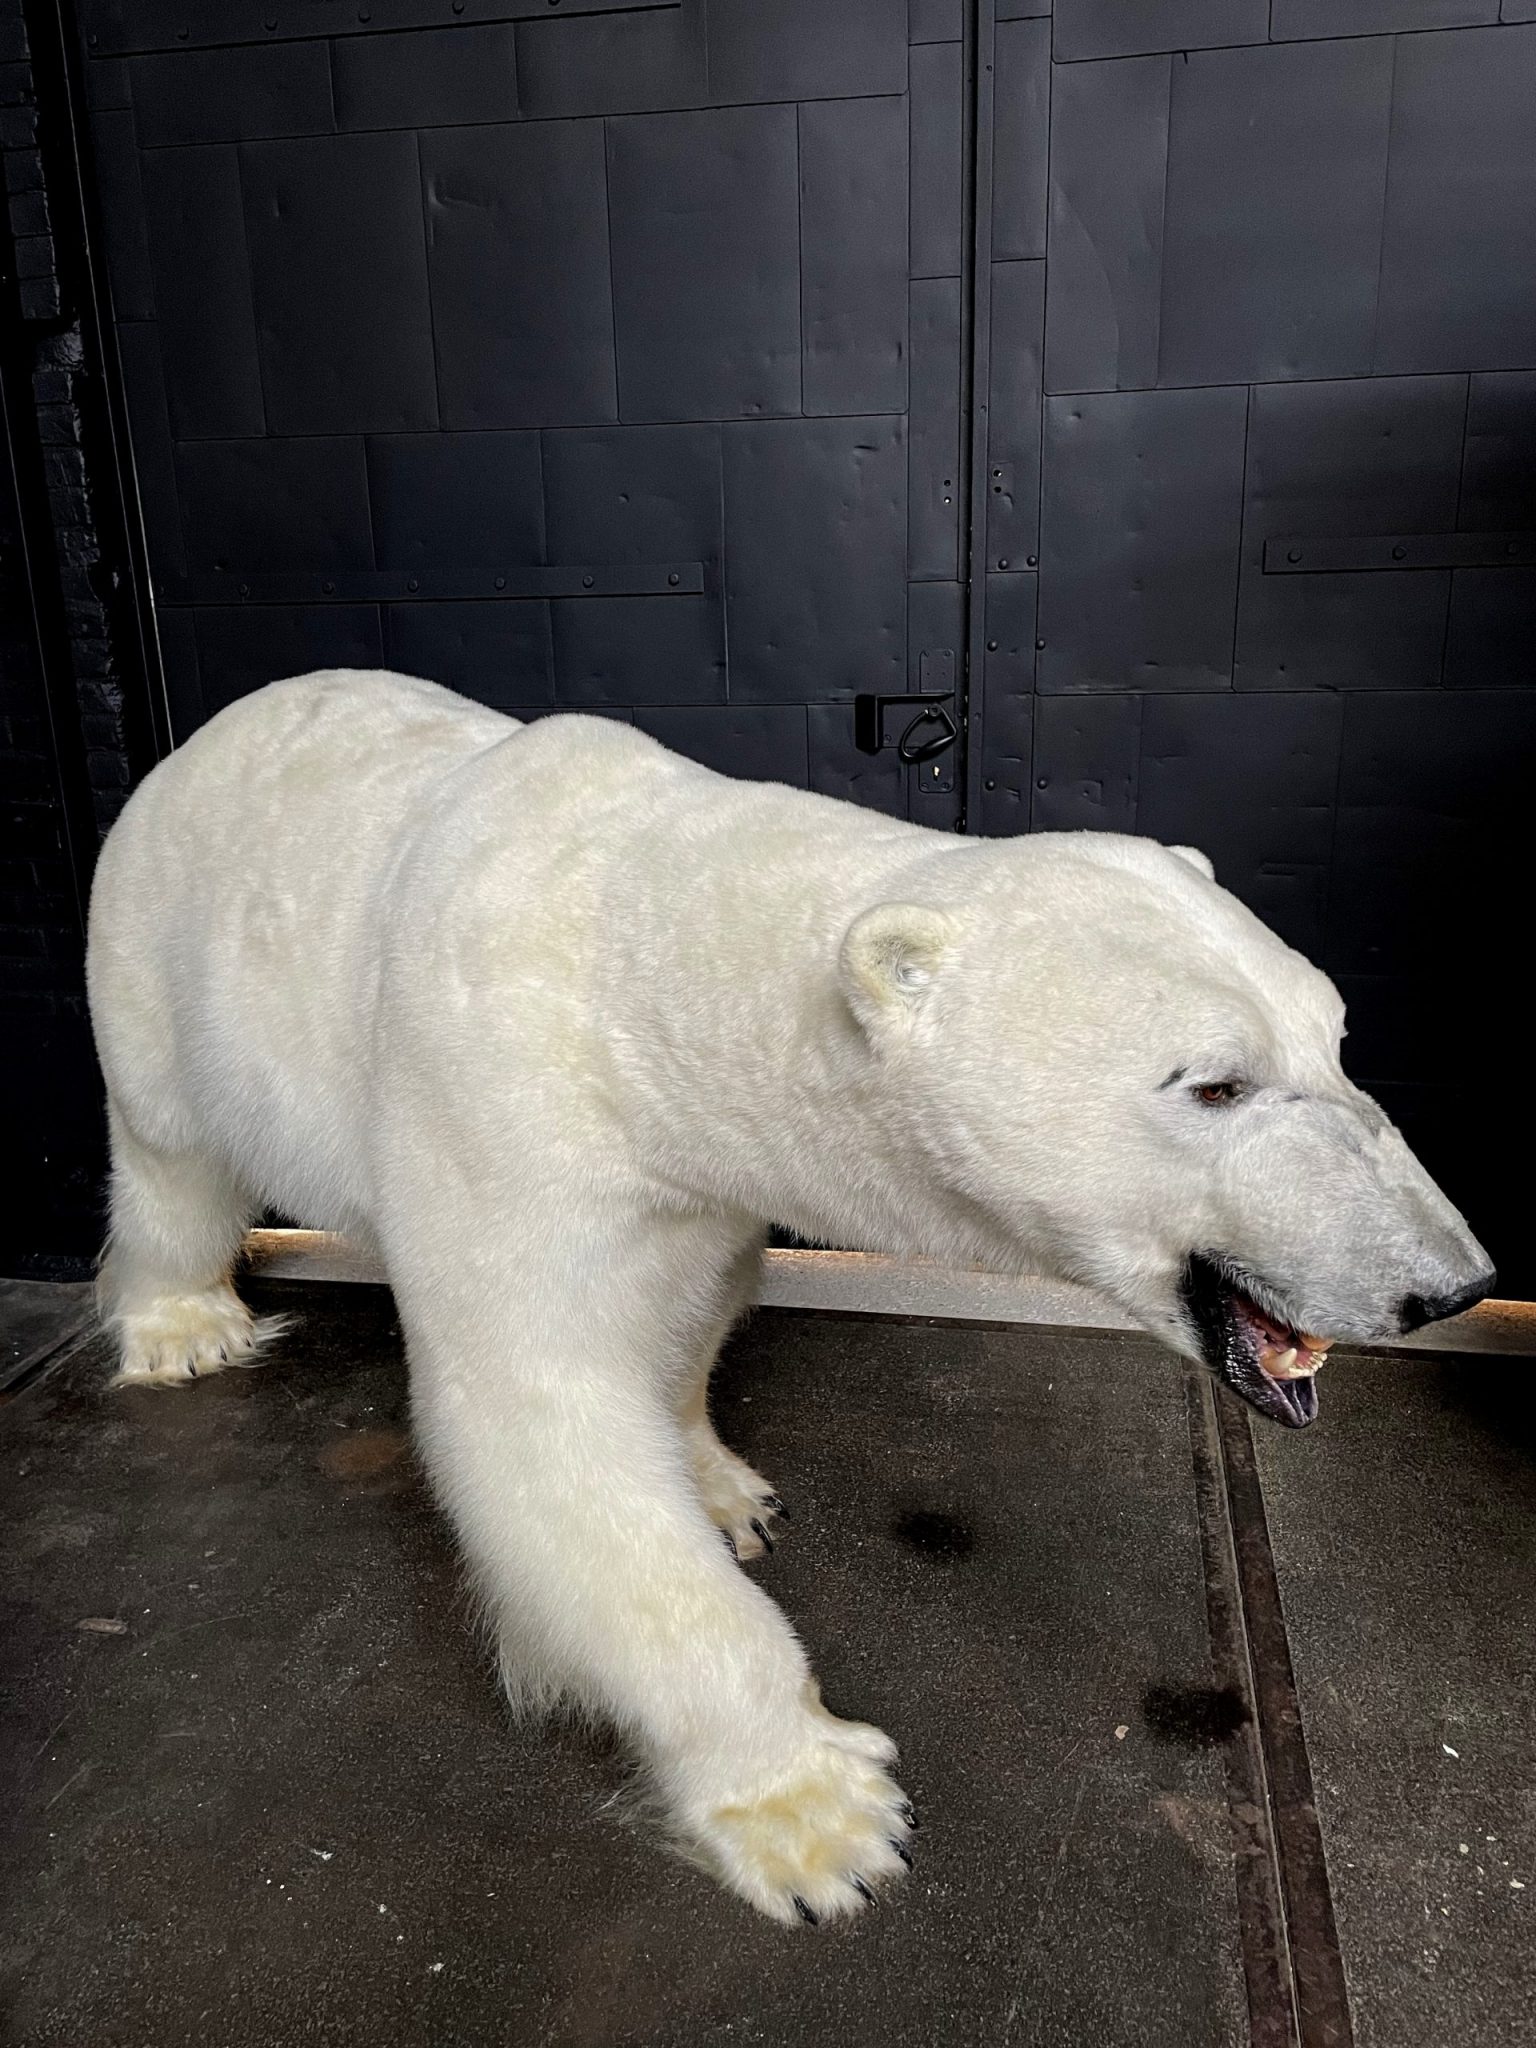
[{"x1": 2, "y1": 0, "x2": 145, "y2": 1273}]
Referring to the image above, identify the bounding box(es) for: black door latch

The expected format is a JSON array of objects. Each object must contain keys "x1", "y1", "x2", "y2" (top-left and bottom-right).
[{"x1": 853, "y1": 691, "x2": 959, "y2": 764}]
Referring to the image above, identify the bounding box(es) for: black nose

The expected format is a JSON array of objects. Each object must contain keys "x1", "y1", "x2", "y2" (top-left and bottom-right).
[{"x1": 1398, "y1": 1271, "x2": 1497, "y2": 1335}]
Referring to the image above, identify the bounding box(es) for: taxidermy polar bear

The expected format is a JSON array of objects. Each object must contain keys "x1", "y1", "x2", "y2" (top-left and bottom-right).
[{"x1": 88, "y1": 669, "x2": 1491, "y2": 1924}]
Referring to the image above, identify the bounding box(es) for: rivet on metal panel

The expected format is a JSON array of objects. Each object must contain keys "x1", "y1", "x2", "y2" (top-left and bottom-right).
[
  {"x1": 987, "y1": 639, "x2": 998, "y2": 651},
  {"x1": 494, "y1": 575, "x2": 505, "y2": 590},
  {"x1": 668, "y1": 571, "x2": 680, "y2": 586},
  {"x1": 1036, "y1": 777, "x2": 1047, "y2": 789},
  {"x1": 176, "y1": 26, "x2": 188, "y2": 38},
  {"x1": 239, "y1": 583, "x2": 250, "y2": 598},
  {"x1": 407, "y1": 577, "x2": 419, "y2": 592},
  {"x1": 1287, "y1": 548, "x2": 1302, "y2": 564},
  {"x1": 1391, "y1": 545, "x2": 1406, "y2": 561},
  {"x1": 985, "y1": 778, "x2": 996, "y2": 791},
  {"x1": 1026, "y1": 555, "x2": 1037, "y2": 568},
  {"x1": 323, "y1": 580, "x2": 335, "y2": 594},
  {"x1": 998, "y1": 557, "x2": 1009, "y2": 569},
  {"x1": 582, "y1": 574, "x2": 594, "y2": 588},
  {"x1": 1035, "y1": 637, "x2": 1045, "y2": 650}
]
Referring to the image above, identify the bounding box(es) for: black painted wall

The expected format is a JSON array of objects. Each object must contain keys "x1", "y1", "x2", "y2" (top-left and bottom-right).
[{"x1": 5, "y1": 0, "x2": 1534, "y2": 1289}]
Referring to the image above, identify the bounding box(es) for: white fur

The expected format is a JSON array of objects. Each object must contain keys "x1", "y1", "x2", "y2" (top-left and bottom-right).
[{"x1": 86, "y1": 670, "x2": 1488, "y2": 1920}]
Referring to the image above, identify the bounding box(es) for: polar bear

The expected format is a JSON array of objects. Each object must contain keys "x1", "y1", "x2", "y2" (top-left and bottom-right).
[{"x1": 87, "y1": 669, "x2": 1491, "y2": 1924}]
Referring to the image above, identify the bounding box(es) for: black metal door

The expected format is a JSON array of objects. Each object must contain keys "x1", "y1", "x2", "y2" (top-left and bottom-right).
[
  {"x1": 973, "y1": 1, "x2": 1536, "y2": 1292},
  {"x1": 73, "y1": 0, "x2": 975, "y2": 828},
  {"x1": 67, "y1": 0, "x2": 1536, "y2": 1286}
]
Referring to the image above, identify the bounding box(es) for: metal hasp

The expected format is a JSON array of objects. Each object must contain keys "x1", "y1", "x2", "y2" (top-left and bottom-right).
[
  {"x1": 855, "y1": 644, "x2": 960, "y2": 776},
  {"x1": 853, "y1": 690, "x2": 958, "y2": 759}
]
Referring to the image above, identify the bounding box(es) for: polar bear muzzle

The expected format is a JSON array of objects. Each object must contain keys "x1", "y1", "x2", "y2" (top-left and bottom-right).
[{"x1": 1181, "y1": 1252, "x2": 1340, "y2": 1429}]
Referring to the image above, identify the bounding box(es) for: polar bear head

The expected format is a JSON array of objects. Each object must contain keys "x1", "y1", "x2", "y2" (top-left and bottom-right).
[{"x1": 838, "y1": 833, "x2": 1493, "y2": 1429}]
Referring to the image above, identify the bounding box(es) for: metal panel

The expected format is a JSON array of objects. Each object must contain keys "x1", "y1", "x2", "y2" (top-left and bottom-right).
[
  {"x1": 383, "y1": 600, "x2": 554, "y2": 709},
  {"x1": 1271, "y1": 0, "x2": 1496, "y2": 32},
  {"x1": 1459, "y1": 371, "x2": 1536, "y2": 531},
  {"x1": 513, "y1": 0, "x2": 705, "y2": 119},
  {"x1": 977, "y1": 572, "x2": 1035, "y2": 836},
  {"x1": 607, "y1": 106, "x2": 801, "y2": 423},
  {"x1": 139, "y1": 144, "x2": 264, "y2": 438},
  {"x1": 552, "y1": 596, "x2": 725, "y2": 706},
  {"x1": 1376, "y1": 25, "x2": 1536, "y2": 373},
  {"x1": 985, "y1": 259, "x2": 1044, "y2": 573},
  {"x1": 1053, "y1": 0, "x2": 1268, "y2": 60},
  {"x1": 240, "y1": 133, "x2": 438, "y2": 435},
  {"x1": 85, "y1": 110, "x2": 154, "y2": 320},
  {"x1": 1234, "y1": 376, "x2": 1464, "y2": 692},
  {"x1": 332, "y1": 25, "x2": 520, "y2": 131},
  {"x1": 907, "y1": 277, "x2": 962, "y2": 580},
  {"x1": 633, "y1": 706, "x2": 810, "y2": 785},
  {"x1": 909, "y1": 0, "x2": 963, "y2": 39},
  {"x1": 192, "y1": 604, "x2": 383, "y2": 716},
  {"x1": 1030, "y1": 693, "x2": 1141, "y2": 834},
  {"x1": 722, "y1": 417, "x2": 906, "y2": 703},
  {"x1": 1037, "y1": 386, "x2": 1246, "y2": 693},
  {"x1": 705, "y1": 0, "x2": 907, "y2": 103},
  {"x1": 130, "y1": 43, "x2": 333, "y2": 146},
  {"x1": 908, "y1": 40, "x2": 963, "y2": 278},
  {"x1": 991, "y1": 15, "x2": 1048, "y2": 263},
  {"x1": 1157, "y1": 38, "x2": 1394, "y2": 387},
  {"x1": 81, "y1": 0, "x2": 672, "y2": 58},
  {"x1": 799, "y1": 97, "x2": 908, "y2": 419},
  {"x1": 1443, "y1": 570, "x2": 1536, "y2": 688},
  {"x1": 174, "y1": 437, "x2": 373, "y2": 577},
  {"x1": 423, "y1": 121, "x2": 615, "y2": 430},
  {"x1": 367, "y1": 432, "x2": 543, "y2": 573},
  {"x1": 1329, "y1": 691, "x2": 1536, "y2": 976},
  {"x1": 543, "y1": 424, "x2": 721, "y2": 566},
  {"x1": 1137, "y1": 694, "x2": 1343, "y2": 957},
  {"x1": 1043, "y1": 54, "x2": 1168, "y2": 396}
]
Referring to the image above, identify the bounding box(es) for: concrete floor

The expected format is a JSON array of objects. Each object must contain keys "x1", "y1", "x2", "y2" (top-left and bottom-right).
[{"x1": 0, "y1": 1281, "x2": 1530, "y2": 2048}]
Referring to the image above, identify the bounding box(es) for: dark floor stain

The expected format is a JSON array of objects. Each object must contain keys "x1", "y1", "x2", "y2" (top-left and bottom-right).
[
  {"x1": 1141, "y1": 1682, "x2": 1250, "y2": 1748},
  {"x1": 315, "y1": 1426, "x2": 411, "y2": 1482},
  {"x1": 892, "y1": 1507, "x2": 975, "y2": 1560}
]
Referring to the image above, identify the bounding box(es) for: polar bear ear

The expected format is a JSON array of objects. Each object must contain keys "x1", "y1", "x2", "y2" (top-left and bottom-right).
[
  {"x1": 840, "y1": 902, "x2": 958, "y2": 1040},
  {"x1": 1166, "y1": 843, "x2": 1215, "y2": 882}
]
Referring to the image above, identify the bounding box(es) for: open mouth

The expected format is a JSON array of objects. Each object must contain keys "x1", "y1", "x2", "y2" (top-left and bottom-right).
[{"x1": 1180, "y1": 1254, "x2": 1335, "y2": 1429}]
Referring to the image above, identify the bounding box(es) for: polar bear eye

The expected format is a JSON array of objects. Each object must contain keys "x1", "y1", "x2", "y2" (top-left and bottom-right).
[{"x1": 1193, "y1": 1080, "x2": 1241, "y2": 1106}]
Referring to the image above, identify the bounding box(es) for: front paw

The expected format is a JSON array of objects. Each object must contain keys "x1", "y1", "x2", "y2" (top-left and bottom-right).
[{"x1": 674, "y1": 1716, "x2": 914, "y2": 1925}]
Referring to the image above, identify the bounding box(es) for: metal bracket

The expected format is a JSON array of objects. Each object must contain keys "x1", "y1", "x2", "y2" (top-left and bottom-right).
[
  {"x1": 1264, "y1": 532, "x2": 1536, "y2": 574},
  {"x1": 155, "y1": 562, "x2": 704, "y2": 607}
]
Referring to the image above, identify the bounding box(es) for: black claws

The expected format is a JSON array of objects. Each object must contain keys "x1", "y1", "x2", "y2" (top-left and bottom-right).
[
  {"x1": 890, "y1": 1838, "x2": 914, "y2": 1868},
  {"x1": 849, "y1": 1875, "x2": 877, "y2": 1905},
  {"x1": 897, "y1": 1800, "x2": 919, "y2": 1831},
  {"x1": 721, "y1": 1529, "x2": 738, "y2": 1560},
  {"x1": 750, "y1": 1518, "x2": 775, "y2": 1554},
  {"x1": 763, "y1": 1494, "x2": 791, "y2": 1522},
  {"x1": 792, "y1": 1895, "x2": 819, "y2": 1926}
]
